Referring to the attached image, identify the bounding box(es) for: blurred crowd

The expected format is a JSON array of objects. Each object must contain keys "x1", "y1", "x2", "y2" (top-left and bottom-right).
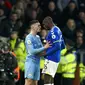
[
  {"x1": 0, "y1": 0, "x2": 85, "y2": 85},
  {"x1": 0, "y1": 0, "x2": 85, "y2": 47}
]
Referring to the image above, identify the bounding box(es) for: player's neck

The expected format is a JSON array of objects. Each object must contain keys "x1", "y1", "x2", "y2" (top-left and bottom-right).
[
  {"x1": 30, "y1": 31, "x2": 37, "y2": 36},
  {"x1": 50, "y1": 24, "x2": 55, "y2": 29}
]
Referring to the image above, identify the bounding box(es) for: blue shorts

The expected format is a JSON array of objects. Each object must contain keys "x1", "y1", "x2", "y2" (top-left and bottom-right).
[{"x1": 25, "y1": 57, "x2": 40, "y2": 80}]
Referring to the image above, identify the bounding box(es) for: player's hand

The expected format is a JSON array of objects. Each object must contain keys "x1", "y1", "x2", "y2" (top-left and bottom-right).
[{"x1": 44, "y1": 41, "x2": 52, "y2": 49}]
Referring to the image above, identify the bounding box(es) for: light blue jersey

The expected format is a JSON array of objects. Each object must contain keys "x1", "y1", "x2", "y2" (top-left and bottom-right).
[
  {"x1": 25, "y1": 33, "x2": 45, "y2": 80},
  {"x1": 25, "y1": 33, "x2": 44, "y2": 60}
]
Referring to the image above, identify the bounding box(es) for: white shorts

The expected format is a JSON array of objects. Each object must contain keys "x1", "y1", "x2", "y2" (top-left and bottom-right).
[{"x1": 42, "y1": 59, "x2": 59, "y2": 78}]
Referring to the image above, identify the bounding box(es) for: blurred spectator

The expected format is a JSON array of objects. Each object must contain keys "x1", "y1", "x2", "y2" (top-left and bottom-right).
[
  {"x1": 74, "y1": 29, "x2": 85, "y2": 50},
  {"x1": 12, "y1": 1, "x2": 25, "y2": 17},
  {"x1": 24, "y1": 0, "x2": 43, "y2": 36},
  {"x1": 76, "y1": 28, "x2": 84, "y2": 37},
  {"x1": 76, "y1": 36, "x2": 84, "y2": 48},
  {"x1": 0, "y1": 0, "x2": 11, "y2": 16},
  {"x1": 0, "y1": 7, "x2": 6, "y2": 24},
  {"x1": 40, "y1": 29, "x2": 47, "y2": 45},
  {"x1": 77, "y1": 0, "x2": 85, "y2": 10},
  {"x1": 25, "y1": 8, "x2": 37, "y2": 24},
  {"x1": 76, "y1": 10, "x2": 85, "y2": 32},
  {"x1": 57, "y1": 0, "x2": 74, "y2": 12},
  {"x1": 21, "y1": 9, "x2": 37, "y2": 39},
  {"x1": 0, "y1": 12, "x2": 22, "y2": 37},
  {"x1": 0, "y1": 36, "x2": 8, "y2": 43},
  {"x1": 31, "y1": 0, "x2": 43, "y2": 22},
  {"x1": 55, "y1": 38, "x2": 76, "y2": 85},
  {"x1": 22, "y1": 28, "x2": 30, "y2": 40},
  {"x1": 25, "y1": 0, "x2": 43, "y2": 23},
  {"x1": 15, "y1": 8, "x2": 24, "y2": 21},
  {"x1": 57, "y1": 0, "x2": 79, "y2": 12},
  {"x1": 8, "y1": 31, "x2": 27, "y2": 85},
  {"x1": 61, "y1": 1, "x2": 78, "y2": 26},
  {"x1": 44, "y1": 1, "x2": 61, "y2": 25},
  {"x1": 38, "y1": 0, "x2": 57, "y2": 10},
  {"x1": 9, "y1": 0, "x2": 16, "y2": 5},
  {"x1": 0, "y1": 0, "x2": 12, "y2": 9},
  {"x1": 13, "y1": 1, "x2": 24, "y2": 10},
  {"x1": 20, "y1": 0, "x2": 31, "y2": 9},
  {"x1": 61, "y1": 45, "x2": 76, "y2": 85},
  {"x1": 38, "y1": 0, "x2": 50, "y2": 10},
  {"x1": 4, "y1": 0, "x2": 12, "y2": 9},
  {"x1": 0, "y1": 39, "x2": 18, "y2": 85},
  {"x1": 31, "y1": 10, "x2": 37, "y2": 20},
  {"x1": 62, "y1": 19, "x2": 76, "y2": 41}
]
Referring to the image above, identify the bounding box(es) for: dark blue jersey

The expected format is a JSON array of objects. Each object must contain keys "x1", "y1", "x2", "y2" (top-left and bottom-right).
[{"x1": 46, "y1": 26, "x2": 65, "y2": 62}]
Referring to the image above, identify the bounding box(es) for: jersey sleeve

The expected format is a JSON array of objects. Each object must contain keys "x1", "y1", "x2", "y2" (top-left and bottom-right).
[
  {"x1": 46, "y1": 27, "x2": 62, "y2": 56},
  {"x1": 26, "y1": 37, "x2": 45, "y2": 55}
]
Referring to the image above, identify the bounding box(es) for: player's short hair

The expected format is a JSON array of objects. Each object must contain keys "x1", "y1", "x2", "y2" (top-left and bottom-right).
[
  {"x1": 42, "y1": 16, "x2": 53, "y2": 25},
  {"x1": 29, "y1": 20, "x2": 39, "y2": 28}
]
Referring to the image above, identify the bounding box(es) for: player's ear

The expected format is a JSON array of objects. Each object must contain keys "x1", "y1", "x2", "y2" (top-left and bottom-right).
[{"x1": 31, "y1": 24, "x2": 34, "y2": 30}]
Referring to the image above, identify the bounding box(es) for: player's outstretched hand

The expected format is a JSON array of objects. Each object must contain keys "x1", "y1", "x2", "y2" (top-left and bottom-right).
[{"x1": 44, "y1": 41, "x2": 52, "y2": 49}]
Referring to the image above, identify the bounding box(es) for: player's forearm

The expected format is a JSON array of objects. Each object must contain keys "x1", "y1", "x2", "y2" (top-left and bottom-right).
[{"x1": 29, "y1": 47, "x2": 45, "y2": 55}]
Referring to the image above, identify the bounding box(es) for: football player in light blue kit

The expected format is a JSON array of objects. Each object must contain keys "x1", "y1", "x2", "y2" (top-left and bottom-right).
[
  {"x1": 42, "y1": 17, "x2": 65, "y2": 85},
  {"x1": 25, "y1": 20, "x2": 51, "y2": 85}
]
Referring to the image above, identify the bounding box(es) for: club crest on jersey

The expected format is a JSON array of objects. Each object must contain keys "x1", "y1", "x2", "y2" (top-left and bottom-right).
[
  {"x1": 52, "y1": 35, "x2": 56, "y2": 39},
  {"x1": 27, "y1": 40, "x2": 32, "y2": 45},
  {"x1": 28, "y1": 73, "x2": 33, "y2": 77}
]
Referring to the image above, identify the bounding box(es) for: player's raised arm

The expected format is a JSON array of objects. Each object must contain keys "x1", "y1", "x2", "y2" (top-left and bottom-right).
[{"x1": 26, "y1": 39, "x2": 51, "y2": 55}]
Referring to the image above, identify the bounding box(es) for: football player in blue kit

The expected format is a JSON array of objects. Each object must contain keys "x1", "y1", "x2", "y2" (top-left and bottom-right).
[{"x1": 42, "y1": 16, "x2": 65, "y2": 85}]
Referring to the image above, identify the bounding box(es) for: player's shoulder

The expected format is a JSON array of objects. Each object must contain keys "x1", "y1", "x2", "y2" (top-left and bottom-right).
[
  {"x1": 53, "y1": 26, "x2": 62, "y2": 35},
  {"x1": 25, "y1": 34, "x2": 33, "y2": 44},
  {"x1": 26, "y1": 34, "x2": 32, "y2": 39},
  {"x1": 25, "y1": 34, "x2": 32, "y2": 42},
  {"x1": 50, "y1": 26, "x2": 59, "y2": 33},
  {"x1": 54, "y1": 26, "x2": 61, "y2": 31}
]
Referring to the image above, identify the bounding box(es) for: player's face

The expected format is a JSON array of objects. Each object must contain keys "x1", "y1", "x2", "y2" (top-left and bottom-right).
[{"x1": 34, "y1": 22, "x2": 41, "y2": 33}]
